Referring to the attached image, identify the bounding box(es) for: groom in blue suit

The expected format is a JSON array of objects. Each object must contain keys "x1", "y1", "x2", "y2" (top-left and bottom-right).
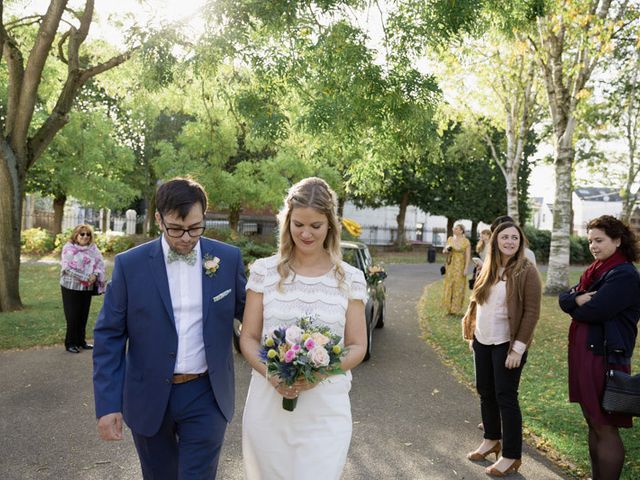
[{"x1": 93, "y1": 177, "x2": 246, "y2": 479}]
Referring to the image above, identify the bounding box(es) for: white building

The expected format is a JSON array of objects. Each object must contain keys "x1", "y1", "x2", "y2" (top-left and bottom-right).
[
  {"x1": 341, "y1": 202, "x2": 473, "y2": 246},
  {"x1": 528, "y1": 197, "x2": 554, "y2": 231},
  {"x1": 572, "y1": 187, "x2": 623, "y2": 236}
]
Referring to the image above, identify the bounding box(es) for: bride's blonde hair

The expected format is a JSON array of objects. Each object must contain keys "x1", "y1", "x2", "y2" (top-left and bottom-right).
[{"x1": 276, "y1": 177, "x2": 344, "y2": 290}]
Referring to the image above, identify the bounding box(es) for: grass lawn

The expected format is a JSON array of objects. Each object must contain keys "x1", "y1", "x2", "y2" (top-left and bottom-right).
[
  {"x1": 0, "y1": 261, "x2": 111, "y2": 350},
  {"x1": 418, "y1": 273, "x2": 640, "y2": 479}
]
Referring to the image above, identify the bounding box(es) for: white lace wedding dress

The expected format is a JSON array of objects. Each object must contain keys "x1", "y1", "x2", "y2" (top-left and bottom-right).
[{"x1": 242, "y1": 254, "x2": 366, "y2": 480}]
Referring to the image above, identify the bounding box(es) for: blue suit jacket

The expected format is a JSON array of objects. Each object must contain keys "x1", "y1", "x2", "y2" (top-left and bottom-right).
[{"x1": 93, "y1": 237, "x2": 246, "y2": 436}]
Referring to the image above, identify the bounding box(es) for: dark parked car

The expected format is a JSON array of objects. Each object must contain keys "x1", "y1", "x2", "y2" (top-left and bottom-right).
[
  {"x1": 233, "y1": 241, "x2": 387, "y2": 361},
  {"x1": 340, "y1": 241, "x2": 386, "y2": 360}
]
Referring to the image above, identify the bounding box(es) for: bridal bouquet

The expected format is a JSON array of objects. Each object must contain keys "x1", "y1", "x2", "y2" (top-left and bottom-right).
[{"x1": 259, "y1": 315, "x2": 345, "y2": 412}]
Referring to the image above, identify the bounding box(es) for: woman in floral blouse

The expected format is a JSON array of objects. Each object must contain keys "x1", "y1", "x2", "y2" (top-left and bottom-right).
[{"x1": 60, "y1": 224, "x2": 105, "y2": 353}]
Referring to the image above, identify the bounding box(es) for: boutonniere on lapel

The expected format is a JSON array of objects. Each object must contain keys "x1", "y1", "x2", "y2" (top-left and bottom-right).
[{"x1": 203, "y1": 254, "x2": 221, "y2": 277}]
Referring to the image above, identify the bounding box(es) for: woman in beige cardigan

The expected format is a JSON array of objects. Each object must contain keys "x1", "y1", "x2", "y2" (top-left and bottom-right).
[{"x1": 462, "y1": 221, "x2": 541, "y2": 477}]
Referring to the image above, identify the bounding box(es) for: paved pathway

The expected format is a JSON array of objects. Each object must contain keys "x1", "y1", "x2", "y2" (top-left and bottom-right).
[{"x1": 0, "y1": 263, "x2": 568, "y2": 479}]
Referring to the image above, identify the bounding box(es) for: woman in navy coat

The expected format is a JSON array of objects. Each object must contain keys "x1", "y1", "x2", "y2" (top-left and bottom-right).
[{"x1": 559, "y1": 215, "x2": 640, "y2": 480}]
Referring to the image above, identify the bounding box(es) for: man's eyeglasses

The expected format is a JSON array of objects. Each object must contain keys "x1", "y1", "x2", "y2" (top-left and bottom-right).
[
  {"x1": 78, "y1": 232, "x2": 91, "y2": 237},
  {"x1": 160, "y1": 215, "x2": 205, "y2": 238}
]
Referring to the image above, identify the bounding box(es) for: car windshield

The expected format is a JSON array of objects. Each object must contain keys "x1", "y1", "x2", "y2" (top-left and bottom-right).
[{"x1": 342, "y1": 248, "x2": 359, "y2": 269}]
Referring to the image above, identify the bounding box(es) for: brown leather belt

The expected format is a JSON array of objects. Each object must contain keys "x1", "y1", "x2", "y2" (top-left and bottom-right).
[{"x1": 172, "y1": 371, "x2": 208, "y2": 384}]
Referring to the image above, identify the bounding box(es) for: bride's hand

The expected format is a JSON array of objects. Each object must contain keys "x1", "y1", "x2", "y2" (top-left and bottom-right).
[
  {"x1": 267, "y1": 374, "x2": 299, "y2": 399},
  {"x1": 292, "y1": 374, "x2": 327, "y2": 393}
]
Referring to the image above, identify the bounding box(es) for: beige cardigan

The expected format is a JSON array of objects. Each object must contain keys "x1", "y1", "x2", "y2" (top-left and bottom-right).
[{"x1": 462, "y1": 261, "x2": 542, "y2": 349}]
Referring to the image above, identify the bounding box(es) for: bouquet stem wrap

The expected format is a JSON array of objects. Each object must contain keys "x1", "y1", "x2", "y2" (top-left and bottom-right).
[{"x1": 282, "y1": 397, "x2": 298, "y2": 412}]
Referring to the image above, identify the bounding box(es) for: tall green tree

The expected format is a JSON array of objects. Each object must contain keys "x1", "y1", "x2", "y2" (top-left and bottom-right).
[
  {"x1": 153, "y1": 61, "x2": 309, "y2": 231},
  {"x1": 26, "y1": 79, "x2": 137, "y2": 234},
  {"x1": 416, "y1": 121, "x2": 532, "y2": 233},
  {"x1": 0, "y1": 1, "x2": 133, "y2": 311},
  {"x1": 26, "y1": 109, "x2": 136, "y2": 234},
  {"x1": 432, "y1": 35, "x2": 541, "y2": 224},
  {"x1": 391, "y1": 0, "x2": 639, "y2": 292},
  {"x1": 531, "y1": 1, "x2": 638, "y2": 293},
  {"x1": 347, "y1": 66, "x2": 440, "y2": 246},
  {"x1": 581, "y1": 38, "x2": 640, "y2": 223}
]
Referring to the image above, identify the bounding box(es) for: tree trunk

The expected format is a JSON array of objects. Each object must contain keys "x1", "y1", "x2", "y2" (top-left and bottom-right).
[
  {"x1": 395, "y1": 191, "x2": 409, "y2": 248},
  {"x1": 229, "y1": 206, "x2": 241, "y2": 235},
  {"x1": 144, "y1": 187, "x2": 158, "y2": 236},
  {"x1": 544, "y1": 134, "x2": 574, "y2": 294},
  {"x1": 337, "y1": 196, "x2": 345, "y2": 218},
  {"x1": 446, "y1": 217, "x2": 455, "y2": 239},
  {"x1": 470, "y1": 220, "x2": 478, "y2": 246},
  {"x1": 101, "y1": 208, "x2": 110, "y2": 233},
  {"x1": 52, "y1": 194, "x2": 66, "y2": 235},
  {"x1": 0, "y1": 146, "x2": 24, "y2": 311},
  {"x1": 0, "y1": 0, "x2": 133, "y2": 312},
  {"x1": 505, "y1": 167, "x2": 520, "y2": 225},
  {"x1": 620, "y1": 189, "x2": 634, "y2": 224}
]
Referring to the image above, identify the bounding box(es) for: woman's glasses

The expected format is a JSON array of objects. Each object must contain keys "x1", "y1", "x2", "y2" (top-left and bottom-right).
[{"x1": 78, "y1": 232, "x2": 91, "y2": 237}]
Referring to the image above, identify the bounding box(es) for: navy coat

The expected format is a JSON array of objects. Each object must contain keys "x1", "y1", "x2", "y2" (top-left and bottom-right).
[
  {"x1": 93, "y1": 237, "x2": 246, "y2": 436},
  {"x1": 559, "y1": 262, "x2": 640, "y2": 362}
]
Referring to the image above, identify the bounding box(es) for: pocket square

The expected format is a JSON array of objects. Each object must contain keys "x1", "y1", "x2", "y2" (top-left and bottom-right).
[{"x1": 213, "y1": 289, "x2": 232, "y2": 302}]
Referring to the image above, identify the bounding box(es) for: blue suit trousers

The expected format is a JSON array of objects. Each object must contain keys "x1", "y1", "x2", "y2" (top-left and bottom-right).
[{"x1": 131, "y1": 376, "x2": 227, "y2": 479}]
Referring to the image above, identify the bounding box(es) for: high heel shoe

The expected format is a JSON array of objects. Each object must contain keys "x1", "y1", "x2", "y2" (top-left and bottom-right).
[
  {"x1": 466, "y1": 441, "x2": 501, "y2": 461},
  {"x1": 486, "y1": 458, "x2": 522, "y2": 477}
]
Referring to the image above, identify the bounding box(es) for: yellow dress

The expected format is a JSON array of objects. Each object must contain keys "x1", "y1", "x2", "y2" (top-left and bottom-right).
[{"x1": 442, "y1": 236, "x2": 470, "y2": 314}]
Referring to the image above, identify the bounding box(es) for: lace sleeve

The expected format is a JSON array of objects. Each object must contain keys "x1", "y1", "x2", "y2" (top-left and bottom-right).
[
  {"x1": 348, "y1": 269, "x2": 367, "y2": 301},
  {"x1": 246, "y1": 259, "x2": 267, "y2": 293}
]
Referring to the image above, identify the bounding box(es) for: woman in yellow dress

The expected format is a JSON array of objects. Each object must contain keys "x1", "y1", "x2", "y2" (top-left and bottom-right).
[{"x1": 442, "y1": 224, "x2": 471, "y2": 314}]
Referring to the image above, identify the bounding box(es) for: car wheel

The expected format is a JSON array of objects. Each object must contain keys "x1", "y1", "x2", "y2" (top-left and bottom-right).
[
  {"x1": 363, "y1": 320, "x2": 373, "y2": 361},
  {"x1": 233, "y1": 318, "x2": 242, "y2": 354},
  {"x1": 375, "y1": 301, "x2": 385, "y2": 329}
]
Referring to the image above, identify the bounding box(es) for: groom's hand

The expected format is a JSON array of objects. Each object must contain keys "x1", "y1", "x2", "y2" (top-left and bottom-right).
[{"x1": 97, "y1": 412, "x2": 123, "y2": 441}]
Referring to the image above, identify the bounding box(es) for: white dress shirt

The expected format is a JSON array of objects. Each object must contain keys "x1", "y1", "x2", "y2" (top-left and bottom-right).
[{"x1": 161, "y1": 236, "x2": 207, "y2": 374}]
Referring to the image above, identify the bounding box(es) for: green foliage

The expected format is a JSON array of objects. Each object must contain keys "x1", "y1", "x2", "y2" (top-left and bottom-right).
[
  {"x1": 53, "y1": 229, "x2": 73, "y2": 253},
  {"x1": 569, "y1": 235, "x2": 591, "y2": 266},
  {"x1": 20, "y1": 228, "x2": 55, "y2": 255},
  {"x1": 389, "y1": 0, "x2": 545, "y2": 57},
  {"x1": 92, "y1": 234, "x2": 137, "y2": 254},
  {"x1": 523, "y1": 225, "x2": 550, "y2": 264},
  {"x1": 204, "y1": 229, "x2": 277, "y2": 270},
  {"x1": 26, "y1": 107, "x2": 137, "y2": 212}
]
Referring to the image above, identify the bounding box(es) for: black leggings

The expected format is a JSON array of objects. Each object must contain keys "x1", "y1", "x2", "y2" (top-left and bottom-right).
[{"x1": 61, "y1": 286, "x2": 93, "y2": 348}]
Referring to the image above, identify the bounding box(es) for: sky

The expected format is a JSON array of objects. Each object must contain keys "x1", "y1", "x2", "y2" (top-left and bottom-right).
[
  {"x1": 11, "y1": 1, "x2": 567, "y2": 204},
  {"x1": 15, "y1": 0, "x2": 208, "y2": 42}
]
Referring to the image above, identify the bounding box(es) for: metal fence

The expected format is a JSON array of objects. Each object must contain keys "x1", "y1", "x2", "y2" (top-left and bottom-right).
[
  {"x1": 22, "y1": 210, "x2": 279, "y2": 238},
  {"x1": 360, "y1": 225, "x2": 447, "y2": 246},
  {"x1": 23, "y1": 210, "x2": 445, "y2": 247},
  {"x1": 22, "y1": 210, "x2": 139, "y2": 233}
]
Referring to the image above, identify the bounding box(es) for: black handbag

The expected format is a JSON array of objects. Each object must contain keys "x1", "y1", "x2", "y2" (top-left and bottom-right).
[
  {"x1": 601, "y1": 346, "x2": 640, "y2": 416},
  {"x1": 440, "y1": 248, "x2": 452, "y2": 276},
  {"x1": 91, "y1": 283, "x2": 102, "y2": 296}
]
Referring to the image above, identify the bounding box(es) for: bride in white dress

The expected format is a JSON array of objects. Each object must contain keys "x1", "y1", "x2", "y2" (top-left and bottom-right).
[{"x1": 240, "y1": 177, "x2": 368, "y2": 480}]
